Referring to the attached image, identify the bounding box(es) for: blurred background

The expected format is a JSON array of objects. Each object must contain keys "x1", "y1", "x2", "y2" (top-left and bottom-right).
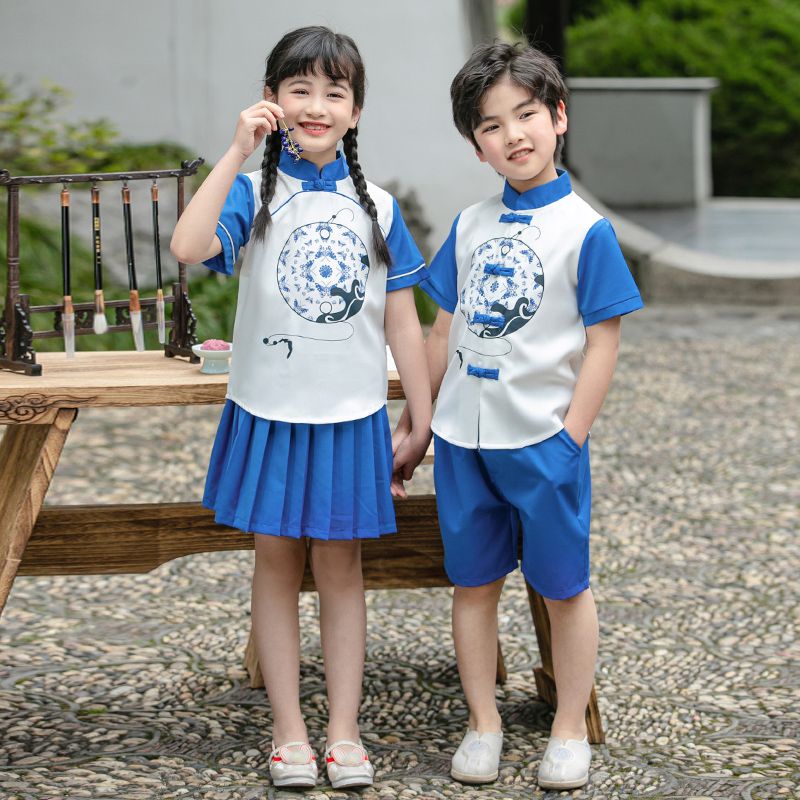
[{"x1": 1, "y1": 0, "x2": 798, "y2": 353}]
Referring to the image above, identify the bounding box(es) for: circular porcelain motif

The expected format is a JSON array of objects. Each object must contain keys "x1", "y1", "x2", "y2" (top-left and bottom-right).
[
  {"x1": 460, "y1": 237, "x2": 544, "y2": 338},
  {"x1": 277, "y1": 221, "x2": 369, "y2": 323}
]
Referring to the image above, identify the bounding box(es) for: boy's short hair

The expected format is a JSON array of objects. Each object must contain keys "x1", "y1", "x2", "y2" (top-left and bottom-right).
[{"x1": 451, "y1": 41, "x2": 568, "y2": 159}]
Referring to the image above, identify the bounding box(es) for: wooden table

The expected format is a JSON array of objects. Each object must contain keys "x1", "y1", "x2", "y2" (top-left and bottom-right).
[{"x1": 0, "y1": 351, "x2": 604, "y2": 743}]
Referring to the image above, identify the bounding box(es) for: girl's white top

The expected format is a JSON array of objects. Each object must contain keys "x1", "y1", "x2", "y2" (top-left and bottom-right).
[
  {"x1": 420, "y1": 171, "x2": 643, "y2": 450},
  {"x1": 204, "y1": 151, "x2": 427, "y2": 423}
]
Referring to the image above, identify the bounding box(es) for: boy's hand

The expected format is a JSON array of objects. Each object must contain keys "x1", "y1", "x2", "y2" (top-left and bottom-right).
[
  {"x1": 563, "y1": 421, "x2": 588, "y2": 448},
  {"x1": 391, "y1": 422, "x2": 412, "y2": 456},
  {"x1": 231, "y1": 100, "x2": 284, "y2": 161},
  {"x1": 391, "y1": 430, "x2": 432, "y2": 499}
]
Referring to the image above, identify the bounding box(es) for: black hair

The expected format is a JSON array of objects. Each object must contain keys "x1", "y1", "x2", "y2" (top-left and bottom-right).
[
  {"x1": 251, "y1": 26, "x2": 391, "y2": 266},
  {"x1": 450, "y1": 41, "x2": 568, "y2": 161}
]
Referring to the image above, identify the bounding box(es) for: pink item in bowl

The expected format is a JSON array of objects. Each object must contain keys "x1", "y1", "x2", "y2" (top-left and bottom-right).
[{"x1": 200, "y1": 339, "x2": 231, "y2": 351}]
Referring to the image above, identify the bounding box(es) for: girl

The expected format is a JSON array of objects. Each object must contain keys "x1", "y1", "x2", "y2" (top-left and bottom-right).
[{"x1": 171, "y1": 26, "x2": 431, "y2": 790}]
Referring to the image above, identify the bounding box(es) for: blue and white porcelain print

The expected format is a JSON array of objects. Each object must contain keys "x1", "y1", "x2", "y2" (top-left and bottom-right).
[
  {"x1": 460, "y1": 236, "x2": 544, "y2": 338},
  {"x1": 277, "y1": 220, "x2": 370, "y2": 323}
]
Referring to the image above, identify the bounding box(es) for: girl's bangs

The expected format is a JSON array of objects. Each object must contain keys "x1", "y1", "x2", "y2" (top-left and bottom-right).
[{"x1": 279, "y1": 39, "x2": 357, "y2": 88}]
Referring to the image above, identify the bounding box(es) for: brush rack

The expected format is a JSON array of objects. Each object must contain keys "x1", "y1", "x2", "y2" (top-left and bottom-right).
[{"x1": 0, "y1": 159, "x2": 204, "y2": 376}]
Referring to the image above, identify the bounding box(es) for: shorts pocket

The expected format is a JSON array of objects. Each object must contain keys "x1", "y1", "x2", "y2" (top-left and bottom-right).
[{"x1": 557, "y1": 427, "x2": 583, "y2": 454}]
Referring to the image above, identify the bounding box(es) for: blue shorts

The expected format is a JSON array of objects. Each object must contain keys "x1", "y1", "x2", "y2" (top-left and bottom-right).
[{"x1": 433, "y1": 429, "x2": 591, "y2": 599}]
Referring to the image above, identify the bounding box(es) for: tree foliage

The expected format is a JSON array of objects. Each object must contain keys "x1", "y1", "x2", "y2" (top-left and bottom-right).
[
  {"x1": 503, "y1": 0, "x2": 800, "y2": 197},
  {"x1": 567, "y1": 0, "x2": 800, "y2": 196}
]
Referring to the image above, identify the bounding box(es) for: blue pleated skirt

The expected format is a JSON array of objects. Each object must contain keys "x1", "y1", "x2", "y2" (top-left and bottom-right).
[{"x1": 203, "y1": 400, "x2": 397, "y2": 539}]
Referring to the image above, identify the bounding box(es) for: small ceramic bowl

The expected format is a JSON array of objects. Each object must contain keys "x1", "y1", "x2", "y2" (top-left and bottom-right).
[{"x1": 192, "y1": 342, "x2": 233, "y2": 374}]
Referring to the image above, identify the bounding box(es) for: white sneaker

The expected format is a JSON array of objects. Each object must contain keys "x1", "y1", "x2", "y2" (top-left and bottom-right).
[
  {"x1": 268, "y1": 741, "x2": 317, "y2": 788},
  {"x1": 537, "y1": 735, "x2": 591, "y2": 790},
  {"x1": 325, "y1": 739, "x2": 375, "y2": 789},
  {"x1": 450, "y1": 729, "x2": 503, "y2": 784}
]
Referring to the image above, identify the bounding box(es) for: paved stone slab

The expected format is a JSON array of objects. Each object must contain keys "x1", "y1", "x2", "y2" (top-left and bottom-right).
[{"x1": 0, "y1": 306, "x2": 798, "y2": 798}]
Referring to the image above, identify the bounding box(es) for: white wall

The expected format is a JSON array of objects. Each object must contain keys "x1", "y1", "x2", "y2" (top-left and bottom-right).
[{"x1": 0, "y1": 0, "x2": 501, "y2": 251}]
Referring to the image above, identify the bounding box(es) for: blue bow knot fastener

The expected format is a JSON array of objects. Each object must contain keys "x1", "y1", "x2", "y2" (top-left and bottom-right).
[
  {"x1": 498, "y1": 212, "x2": 532, "y2": 224},
  {"x1": 301, "y1": 178, "x2": 338, "y2": 192}
]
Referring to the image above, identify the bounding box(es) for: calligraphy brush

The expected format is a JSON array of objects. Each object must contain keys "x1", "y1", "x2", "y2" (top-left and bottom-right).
[
  {"x1": 150, "y1": 182, "x2": 166, "y2": 343},
  {"x1": 91, "y1": 186, "x2": 108, "y2": 334},
  {"x1": 60, "y1": 185, "x2": 75, "y2": 358},
  {"x1": 121, "y1": 184, "x2": 145, "y2": 351}
]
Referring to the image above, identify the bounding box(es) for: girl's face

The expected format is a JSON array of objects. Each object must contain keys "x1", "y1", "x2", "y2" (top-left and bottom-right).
[{"x1": 268, "y1": 70, "x2": 360, "y2": 168}]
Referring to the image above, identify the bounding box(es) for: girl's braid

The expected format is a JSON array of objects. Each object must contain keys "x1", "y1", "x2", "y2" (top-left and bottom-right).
[
  {"x1": 342, "y1": 128, "x2": 392, "y2": 266},
  {"x1": 251, "y1": 131, "x2": 283, "y2": 242}
]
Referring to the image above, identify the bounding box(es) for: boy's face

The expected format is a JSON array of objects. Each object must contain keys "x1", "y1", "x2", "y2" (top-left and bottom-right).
[{"x1": 472, "y1": 76, "x2": 567, "y2": 194}]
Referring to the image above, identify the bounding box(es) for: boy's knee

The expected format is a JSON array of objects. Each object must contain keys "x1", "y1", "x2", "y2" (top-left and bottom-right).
[
  {"x1": 542, "y1": 587, "x2": 593, "y2": 610},
  {"x1": 454, "y1": 576, "x2": 505, "y2": 604}
]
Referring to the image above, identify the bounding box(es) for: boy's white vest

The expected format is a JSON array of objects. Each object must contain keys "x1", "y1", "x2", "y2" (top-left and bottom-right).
[
  {"x1": 227, "y1": 168, "x2": 394, "y2": 424},
  {"x1": 432, "y1": 190, "x2": 603, "y2": 449}
]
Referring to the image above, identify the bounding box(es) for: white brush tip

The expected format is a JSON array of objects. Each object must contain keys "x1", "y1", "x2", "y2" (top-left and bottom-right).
[{"x1": 93, "y1": 313, "x2": 109, "y2": 335}]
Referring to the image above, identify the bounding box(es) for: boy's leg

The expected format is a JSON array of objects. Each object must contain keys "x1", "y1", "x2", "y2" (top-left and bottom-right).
[
  {"x1": 489, "y1": 431, "x2": 595, "y2": 788},
  {"x1": 251, "y1": 533, "x2": 309, "y2": 745},
  {"x1": 433, "y1": 434, "x2": 517, "y2": 734},
  {"x1": 453, "y1": 577, "x2": 505, "y2": 733},
  {"x1": 433, "y1": 436, "x2": 516, "y2": 783},
  {"x1": 543, "y1": 587, "x2": 598, "y2": 739},
  {"x1": 308, "y1": 539, "x2": 366, "y2": 745}
]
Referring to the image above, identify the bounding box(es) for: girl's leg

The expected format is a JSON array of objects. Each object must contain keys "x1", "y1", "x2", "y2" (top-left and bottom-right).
[
  {"x1": 309, "y1": 539, "x2": 366, "y2": 743},
  {"x1": 543, "y1": 587, "x2": 599, "y2": 739},
  {"x1": 452, "y1": 577, "x2": 505, "y2": 732},
  {"x1": 251, "y1": 533, "x2": 308, "y2": 745}
]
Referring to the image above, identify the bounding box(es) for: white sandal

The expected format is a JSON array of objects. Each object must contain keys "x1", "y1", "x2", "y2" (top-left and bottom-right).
[
  {"x1": 325, "y1": 739, "x2": 374, "y2": 789},
  {"x1": 268, "y1": 740, "x2": 317, "y2": 788}
]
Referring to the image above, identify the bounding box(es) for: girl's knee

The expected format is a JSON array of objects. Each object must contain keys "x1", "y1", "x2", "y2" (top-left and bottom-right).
[
  {"x1": 309, "y1": 540, "x2": 362, "y2": 585},
  {"x1": 253, "y1": 534, "x2": 307, "y2": 571}
]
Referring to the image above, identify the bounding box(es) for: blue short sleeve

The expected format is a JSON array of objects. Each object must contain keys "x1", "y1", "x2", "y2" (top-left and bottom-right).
[
  {"x1": 203, "y1": 174, "x2": 255, "y2": 275},
  {"x1": 385, "y1": 197, "x2": 428, "y2": 291},
  {"x1": 577, "y1": 218, "x2": 644, "y2": 327},
  {"x1": 419, "y1": 214, "x2": 460, "y2": 313}
]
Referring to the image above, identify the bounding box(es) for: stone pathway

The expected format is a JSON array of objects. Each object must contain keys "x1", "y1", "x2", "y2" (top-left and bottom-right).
[{"x1": 1, "y1": 306, "x2": 798, "y2": 799}]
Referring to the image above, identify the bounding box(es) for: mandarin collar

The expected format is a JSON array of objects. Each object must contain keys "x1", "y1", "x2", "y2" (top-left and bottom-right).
[
  {"x1": 502, "y1": 169, "x2": 572, "y2": 210},
  {"x1": 278, "y1": 150, "x2": 349, "y2": 183}
]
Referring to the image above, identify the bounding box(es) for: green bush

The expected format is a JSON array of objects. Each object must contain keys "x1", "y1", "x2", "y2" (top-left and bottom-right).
[
  {"x1": 0, "y1": 78, "x2": 205, "y2": 175},
  {"x1": 566, "y1": 0, "x2": 800, "y2": 197}
]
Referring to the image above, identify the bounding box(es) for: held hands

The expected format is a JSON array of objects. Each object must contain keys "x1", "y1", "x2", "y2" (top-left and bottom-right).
[
  {"x1": 391, "y1": 427, "x2": 432, "y2": 499},
  {"x1": 230, "y1": 100, "x2": 285, "y2": 161}
]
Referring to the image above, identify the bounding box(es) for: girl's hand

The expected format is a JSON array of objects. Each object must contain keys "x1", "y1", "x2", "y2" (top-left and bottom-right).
[
  {"x1": 231, "y1": 100, "x2": 284, "y2": 160},
  {"x1": 391, "y1": 430, "x2": 432, "y2": 499},
  {"x1": 391, "y1": 424, "x2": 411, "y2": 456}
]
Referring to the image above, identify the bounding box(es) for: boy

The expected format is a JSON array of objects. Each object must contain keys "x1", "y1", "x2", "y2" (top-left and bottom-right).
[{"x1": 395, "y1": 42, "x2": 643, "y2": 789}]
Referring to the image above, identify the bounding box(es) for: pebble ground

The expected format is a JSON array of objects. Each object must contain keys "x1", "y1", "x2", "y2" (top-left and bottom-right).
[{"x1": 1, "y1": 305, "x2": 798, "y2": 799}]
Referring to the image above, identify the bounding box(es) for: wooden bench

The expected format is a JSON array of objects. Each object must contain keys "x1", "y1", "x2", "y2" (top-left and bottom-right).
[{"x1": 0, "y1": 350, "x2": 604, "y2": 743}]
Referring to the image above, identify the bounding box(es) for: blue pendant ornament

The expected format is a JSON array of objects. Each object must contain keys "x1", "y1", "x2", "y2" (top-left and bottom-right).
[{"x1": 278, "y1": 119, "x2": 303, "y2": 162}]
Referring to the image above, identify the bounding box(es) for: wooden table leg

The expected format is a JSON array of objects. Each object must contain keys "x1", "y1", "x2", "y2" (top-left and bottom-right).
[
  {"x1": 0, "y1": 409, "x2": 77, "y2": 617},
  {"x1": 526, "y1": 581, "x2": 605, "y2": 744},
  {"x1": 496, "y1": 638, "x2": 507, "y2": 684},
  {"x1": 244, "y1": 627, "x2": 264, "y2": 689}
]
